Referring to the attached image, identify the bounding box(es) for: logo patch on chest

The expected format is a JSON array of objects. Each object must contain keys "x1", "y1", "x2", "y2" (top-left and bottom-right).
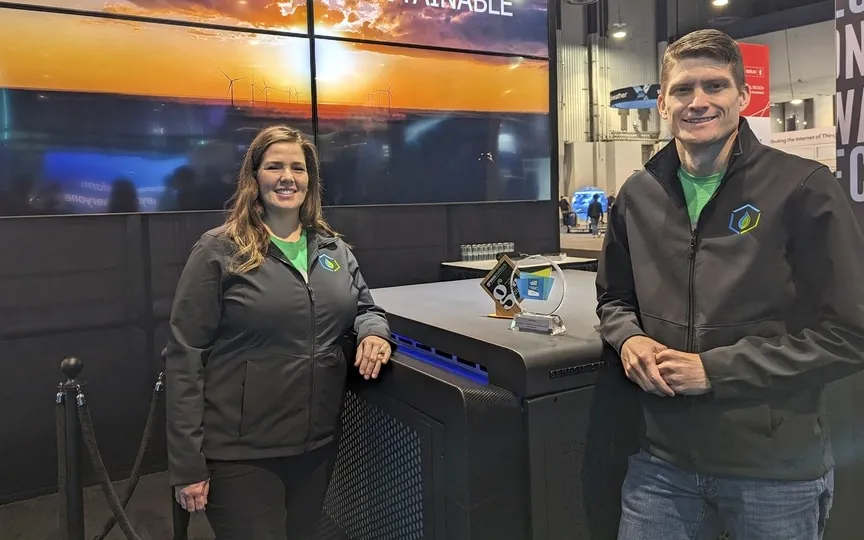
[
  {"x1": 728, "y1": 204, "x2": 761, "y2": 235},
  {"x1": 318, "y1": 254, "x2": 341, "y2": 272}
]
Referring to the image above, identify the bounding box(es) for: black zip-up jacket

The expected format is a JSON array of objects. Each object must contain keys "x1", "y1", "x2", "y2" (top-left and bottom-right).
[
  {"x1": 596, "y1": 119, "x2": 864, "y2": 481},
  {"x1": 165, "y1": 226, "x2": 392, "y2": 487}
]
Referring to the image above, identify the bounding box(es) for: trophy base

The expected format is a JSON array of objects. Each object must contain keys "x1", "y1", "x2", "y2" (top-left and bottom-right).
[{"x1": 511, "y1": 312, "x2": 567, "y2": 336}]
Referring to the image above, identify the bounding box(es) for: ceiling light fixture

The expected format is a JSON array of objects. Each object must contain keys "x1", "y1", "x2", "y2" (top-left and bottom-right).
[{"x1": 610, "y1": 8, "x2": 627, "y2": 39}]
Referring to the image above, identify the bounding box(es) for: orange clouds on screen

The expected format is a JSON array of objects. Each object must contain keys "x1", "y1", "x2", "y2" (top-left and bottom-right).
[
  {"x1": 2, "y1": 0, "x2": 548, "y2": 56},
  {"x1": 0, "y1": 9, "x2": 311, "y2": 105},
  {"x1": 312, "y1": 0, "x2": 549, "y2": 56},
  {"x1": 1, "y1": 0, "x2": 309, "y2": 33},
  {"x1": 0, "y1": 7, "x2": 546, "y2": 113},
  {"x1": 315, "y1": 40, "x2": 548, "y2": 113}
]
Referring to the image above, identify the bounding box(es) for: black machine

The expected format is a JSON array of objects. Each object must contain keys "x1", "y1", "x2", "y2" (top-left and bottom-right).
[{"x1": 317, "y1": 270, "x2": 642, "y2": 540}]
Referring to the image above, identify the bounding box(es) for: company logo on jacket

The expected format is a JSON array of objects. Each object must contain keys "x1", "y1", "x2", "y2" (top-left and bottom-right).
[
  {"x1": 728, "y1": 204, "x2": 761, "y2": 235},
  {"x1": 318, "y1": 254, "x2": 341, "y2": 272}
]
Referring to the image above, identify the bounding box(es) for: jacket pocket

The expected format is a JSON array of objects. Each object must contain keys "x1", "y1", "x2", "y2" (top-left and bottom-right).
[
  {"x1": 767, "y1": 390, "x2": 827, "y2": 466},
  {"x1": 687, "y1": 400, "x2": 775, "y2": 470},
  {"x1": 308, "y1": 346, "x2": 348, "y2": 443},
  {"x1": 239, "y1": 355, "x2": 308, "y2": 448},
  {"x1": 695, "y1": 318, "x2": 788, "y2": 352}
]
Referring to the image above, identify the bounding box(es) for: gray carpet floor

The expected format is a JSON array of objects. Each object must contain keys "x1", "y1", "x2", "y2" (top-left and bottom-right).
[{"x1": 0, "y1": 471, "x2": 213, "y2": 540}]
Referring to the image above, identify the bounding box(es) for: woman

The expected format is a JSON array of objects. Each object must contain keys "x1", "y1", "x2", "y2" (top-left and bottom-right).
[{"x1": 165, "y1": 125, "x2": 394, "y2": 539}]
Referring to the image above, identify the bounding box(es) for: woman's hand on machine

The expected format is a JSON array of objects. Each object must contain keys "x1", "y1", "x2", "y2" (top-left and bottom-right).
[
  {"x1": 175, "y1": 479, "x2": 210, "y2": 513},
  {"x1": 355, "y1": 335, "x2": 392, "y2": 380}
]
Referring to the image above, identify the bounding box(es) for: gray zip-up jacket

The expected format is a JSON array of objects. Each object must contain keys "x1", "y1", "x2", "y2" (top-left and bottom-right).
[
  {"x1": 165, "y1": 226, "x2": 392, "y2": 487},
  {"x1": 597, "y1": 119, "x2": 864, "y2": 481}
]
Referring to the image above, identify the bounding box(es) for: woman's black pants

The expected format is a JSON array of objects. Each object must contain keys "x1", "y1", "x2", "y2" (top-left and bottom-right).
[{"x1": 204, "y1": 443, "x2": 338, "y2": 540}]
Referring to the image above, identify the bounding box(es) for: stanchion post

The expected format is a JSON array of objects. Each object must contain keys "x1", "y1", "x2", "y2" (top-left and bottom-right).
[
  {"x1": 162, "y1": 347, "x2": 191, "y2": 540},
  {"x1": 58, "y1": 356, "x2": 86, "y2": 540}
]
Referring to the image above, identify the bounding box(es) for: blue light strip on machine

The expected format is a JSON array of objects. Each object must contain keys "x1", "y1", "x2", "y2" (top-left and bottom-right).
[{"x1": 392, "y1": 333, "x2": 489, "y2": 385}]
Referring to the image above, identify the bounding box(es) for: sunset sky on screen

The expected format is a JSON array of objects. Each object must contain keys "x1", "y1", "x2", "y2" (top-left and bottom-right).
[
  {"x1": 0, "y1": 7, "x2": 548, "y2": 113},
  {"x1": 1, "y1": 0, "x2": 548, "y2": 56}
]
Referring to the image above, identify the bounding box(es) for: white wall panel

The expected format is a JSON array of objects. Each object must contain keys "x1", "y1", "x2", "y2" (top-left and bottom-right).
[
  {"x1": 556, "y1": 0, "x2": 663, "y2": 194},
  {"x1": 557, "y1": 1, "x2": 590, "y2": 198},
  {"x1": 557, "y1": 1, "x2": 590, "y2": 144},
  {"x1": 599, "y1": 0, "x2": 661, "y2": 139}
]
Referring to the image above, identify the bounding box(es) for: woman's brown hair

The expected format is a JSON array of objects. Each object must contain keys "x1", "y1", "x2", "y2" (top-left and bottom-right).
[{"x1": 223, "y1": 125, "x2": 339, "y2": 274}]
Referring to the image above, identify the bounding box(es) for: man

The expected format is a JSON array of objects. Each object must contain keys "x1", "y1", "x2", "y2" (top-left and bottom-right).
[
  {"x1": 596, "y1": 28, "x2": 864, "y2": 540},
  {"x1": 559, "y1": 196, "x2": 573, "y2": 232},
  {"x1": 586, "y1": 193, "x2": 603, "y2": 237}
]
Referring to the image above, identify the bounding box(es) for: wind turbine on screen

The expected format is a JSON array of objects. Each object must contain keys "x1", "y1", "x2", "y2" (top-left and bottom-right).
[
  {"x1": 219, "y1": 68, "x2": 246, "y2": 107},
  {"x1": 287, "y1": 85, "x2": 302, "y2": 104},
  {"x1": 372, "y1": 83, "x2": 393, "y2": 114},
  {"x1": 260, "y1": 76, "x2": 275, "y2": 106}
]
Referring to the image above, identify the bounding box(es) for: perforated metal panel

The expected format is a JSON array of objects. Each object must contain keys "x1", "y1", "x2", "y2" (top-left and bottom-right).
[{"x1": 318, "y1": 390, "x2": 424, "y2": 540}]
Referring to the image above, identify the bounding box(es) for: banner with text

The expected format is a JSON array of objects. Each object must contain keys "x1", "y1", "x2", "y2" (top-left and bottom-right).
[
  {"x1": 836, "y1": 0, "x2": 864, "y2": 229},
  {"x1": 738, "y1": 42, "x2": 771, "y2": 143}
]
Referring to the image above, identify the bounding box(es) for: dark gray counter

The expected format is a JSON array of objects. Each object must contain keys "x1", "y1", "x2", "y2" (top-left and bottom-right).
[{"x1": 371, "y1": 269, "x2": 604, "y2": 397}]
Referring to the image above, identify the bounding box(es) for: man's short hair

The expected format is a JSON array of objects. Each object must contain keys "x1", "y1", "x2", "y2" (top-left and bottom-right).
[{"x1": 660, "y1": 29, "x2": 746, "y2": 90}]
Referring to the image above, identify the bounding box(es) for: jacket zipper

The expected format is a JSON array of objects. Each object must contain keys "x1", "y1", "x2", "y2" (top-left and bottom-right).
[
  {"x1": 302, "y1": 241, "x2": 321, "y2": 446},
  {"x1": 305, "y1": 282, "x2": 315, "y2": 445},
  {"x1": 686, "y1": 230, "x2": 698, "y2": 352},
  {"x1": 684, "y1": 177, "x2": 727, "y2": 352},
  {"x1": 268, "y1": 236, "x2": 336, "y2": 446}
]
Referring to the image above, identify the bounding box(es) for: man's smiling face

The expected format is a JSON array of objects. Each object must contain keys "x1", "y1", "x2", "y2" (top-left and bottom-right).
[{"x1": 658, "y1": 56, "x2": 751, "y2": 148}]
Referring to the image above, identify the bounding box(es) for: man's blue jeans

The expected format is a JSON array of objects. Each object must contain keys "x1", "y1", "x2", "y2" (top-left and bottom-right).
[{"x1": 617, "y1": 450, "x2": 834, "y2": 540}]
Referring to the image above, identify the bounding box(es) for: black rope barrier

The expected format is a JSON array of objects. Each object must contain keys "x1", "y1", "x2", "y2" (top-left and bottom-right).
[
  {"x1": 56, "y1": 356, "x2": 168, "y2": 540},
  {"x1": 91, "y1": 372, "x2": 164, "y2": 540},
  {"x1": 77, "y1": 387, "x2": 144, "y2": 540}
]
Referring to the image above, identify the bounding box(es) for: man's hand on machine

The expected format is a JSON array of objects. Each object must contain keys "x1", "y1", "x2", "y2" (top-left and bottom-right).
[
  {"x1": 175, "y1": 479, "x2": 210, "y2": 513},
  {"x1": 355, "y1": 335, "x2": 392, "y2": 380},
  {"x1": 621, "y1": 336, "x2": 676, "y2": 397}
]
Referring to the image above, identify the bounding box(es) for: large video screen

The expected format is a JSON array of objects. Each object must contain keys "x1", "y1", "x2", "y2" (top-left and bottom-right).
[
  {"x1": 312, "y1": 0, "x2": 548, "y2": 57},
  {"x1": 314, "y1": 40, "x2": 550, "y2": 205},
  {"x1": 0, "y1": 7, "x2": 313, "y2": 216},
  {"x1": 0, "y1": 0, "x2": 310, "y2": 33},
  {"x1": 0, "y1": 0, "x2": 552, "y2": 216}
]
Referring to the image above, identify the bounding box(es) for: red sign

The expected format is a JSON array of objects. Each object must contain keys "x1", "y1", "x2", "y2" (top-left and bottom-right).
[{"x1": 738, "y1": 42, "x2": 771, "y2": 118}]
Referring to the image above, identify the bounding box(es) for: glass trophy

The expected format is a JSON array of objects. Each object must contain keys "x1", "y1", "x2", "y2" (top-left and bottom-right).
[{"x1": 508, "y1": 255, "x2": 567, "y2": 336}]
